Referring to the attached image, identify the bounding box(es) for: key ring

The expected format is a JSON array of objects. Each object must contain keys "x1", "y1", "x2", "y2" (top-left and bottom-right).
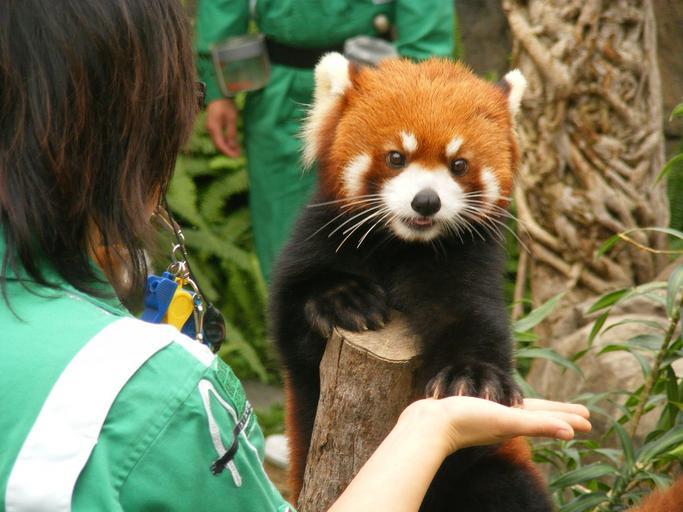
[{"x1": 151, "y1": 197, "x2": 226, "y2": 352}]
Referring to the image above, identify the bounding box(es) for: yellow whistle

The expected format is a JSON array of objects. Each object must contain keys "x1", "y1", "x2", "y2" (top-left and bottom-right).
[{"x1": 163, "y1": 285, "x2": 194, "y2": 331}]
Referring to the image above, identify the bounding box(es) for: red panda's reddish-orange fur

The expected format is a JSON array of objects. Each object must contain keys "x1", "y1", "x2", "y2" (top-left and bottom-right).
[
  {"x1": 495, "y1": 438, "x2": 545, "y2": 486},
  {"x1": 316, "y1": 59, "x2": 518, "y2": 211},
  {"x1": 283, "y1": 377, "x2": 308, "y2": 504},
  {"x1": 629, "y1": 477, "x2": 683, "y2": 512}
]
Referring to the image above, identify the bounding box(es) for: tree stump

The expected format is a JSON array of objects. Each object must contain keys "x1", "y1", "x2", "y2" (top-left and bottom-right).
[{"x1": 297, "y1": 314, "x2": 422, "y2": 512}]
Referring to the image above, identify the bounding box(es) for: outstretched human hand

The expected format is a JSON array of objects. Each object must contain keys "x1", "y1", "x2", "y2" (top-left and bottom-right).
[{"x1": 402, "y1": 396, "x2": 591, "y2": 455}]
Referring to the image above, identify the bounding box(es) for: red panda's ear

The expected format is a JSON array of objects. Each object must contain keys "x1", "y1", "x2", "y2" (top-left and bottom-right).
[
  {"x1": 302, "y1": 53, "x2": 354, "y2": 168},
  {"x1": 498, "y1": 69, "x2": 527, "y2": 117}
]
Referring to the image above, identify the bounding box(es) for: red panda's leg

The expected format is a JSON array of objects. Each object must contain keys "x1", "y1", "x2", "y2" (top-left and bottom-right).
[{"x1": 283, "y1": 374, "x2": 320, "y2": 504}]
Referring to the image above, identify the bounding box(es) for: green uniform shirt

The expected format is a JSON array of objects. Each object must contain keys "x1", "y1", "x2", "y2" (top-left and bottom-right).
[
  {"x1": 0, "y1": 241, "x2": 292, "y2": 511},
  {"x1": 195, "y1": 0, "x2": 456, "y2": 282}
]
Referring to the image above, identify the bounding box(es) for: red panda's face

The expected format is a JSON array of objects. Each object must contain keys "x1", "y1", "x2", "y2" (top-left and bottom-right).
[{"x1": 304, "y1": 55, "x2": 527, "y2": 243}]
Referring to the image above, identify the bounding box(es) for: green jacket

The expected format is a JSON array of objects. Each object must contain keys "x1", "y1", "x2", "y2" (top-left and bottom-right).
[{"x1": 0, "y1": 244, "x2": 291, "y2": 511}]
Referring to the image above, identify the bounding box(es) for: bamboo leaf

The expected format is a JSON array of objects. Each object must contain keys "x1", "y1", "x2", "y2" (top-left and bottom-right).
[
  {"x1": 596, "y1": 234, "x2": 622, "y2": 257},
  {"x1": 666, "y1": 265, "x2": 683, "y2": 318},
  {"x1": 601, "y1": 318, "x2": 666, "y2": 335},
  {"x1": 637, "y1": 427, "x2": 683, "y2": 463},
  {"x1": 513, "y1": 331, "x2": 538, "y2": 343},
  {"x1": 587, "y1": 282, "x2": 666, "y2": 315},
  {"x1": 588, "y1": 310, "x2": 610, "y2": 346},
  {"x1": 654, "y1": 154, "x2": 683, "y2": 185},
  {"x1": 516, "y1": 347, "x2": 583, "y2": 376},
  {"x1": 597, "y1": 345, "x2": 652, "y2": 377},
  {"x1": 550, "y1": 463, "x2": 618, "y2": 488},
  {"x1": 612, "y1": 422, "x2": 634, "y2": 468},
  {"x1": 587, "y1": 289, "x2": 627, "y2": 314},
  {"x1": 513, "y1": 292, "x2": 565, "y2": 332},
  {"x1": 559, "y1": 493, "x2": 609, "y2": 512}
]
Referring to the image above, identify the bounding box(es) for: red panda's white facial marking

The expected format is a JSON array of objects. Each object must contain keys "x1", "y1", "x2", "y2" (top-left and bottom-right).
[
  {"x1": 481, "y1": 167, "x2": 501, "y2": 205},
  {"x1": 381, "y1": 163, "x2": 467, "y2": 242},
  {"x1": 445, "y1": 136, "x2": 464, "y2": 158},
  {"x1": 400, "y1": 131, "x2": 418, "y2": 154},
  {"x1": 342, "y1": 153, "x2": 372, "y2": 197}
]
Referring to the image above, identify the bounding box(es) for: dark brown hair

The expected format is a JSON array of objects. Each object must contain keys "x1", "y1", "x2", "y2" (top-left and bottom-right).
[{"x1": 0, "y1": 0, "x2": 197, "y2": 300}]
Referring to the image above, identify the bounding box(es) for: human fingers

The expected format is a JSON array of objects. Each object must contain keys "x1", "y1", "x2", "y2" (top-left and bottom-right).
[
  {"x1": 527, "y1": 410, "x2": 592, "y2": 433},
  {"x1": 206, "y1": 101, "x2": 240, "y2": 157},
  {"x1": 223, "y1": 109, "x2": 241, "y2": 157},
  {"x1": 435, "y1": 397, "x2": 577, "y2": 451},
  {"x1": 523, "y1": 398, "x2": 590, "y2": 419},
  {"x1": 206, "y1": 115, "x2": 233, "y2": 156},
  {"x1": 494, "y1": 406, "x2": 578, "y2": 442}
]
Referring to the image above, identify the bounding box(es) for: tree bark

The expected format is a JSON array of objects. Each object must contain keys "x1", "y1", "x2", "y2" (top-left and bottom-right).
[
  {"x1": 502, "y1": 0, "x2": 670, "y2": 341},
  {"x1": 297, "y1": 315, "x2": 422, "y2": 512}
]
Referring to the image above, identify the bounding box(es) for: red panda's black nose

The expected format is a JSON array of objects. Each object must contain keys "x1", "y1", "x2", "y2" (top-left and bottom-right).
[{"x1": 411, "y1": 188, "x2": 441, "y2": 216}]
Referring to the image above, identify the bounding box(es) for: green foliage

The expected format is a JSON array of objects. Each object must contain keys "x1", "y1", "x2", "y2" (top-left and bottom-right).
[
  {"x1": 163, "y1": 114, "x2": 277, "y2": 382},
  {"x1": 665, "y1": 103, "x2": 683, "y2": 248},
  {"x1": 515, "y1": 227, "x2": 683, "y2": 511}
]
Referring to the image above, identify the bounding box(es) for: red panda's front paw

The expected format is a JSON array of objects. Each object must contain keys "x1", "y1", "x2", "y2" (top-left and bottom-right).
[
  {"x1": 303, "y1": 279, "x2": 389, "y2": 338},
  {"x1": 426, "y1": 363, "x2": 523, "y2": 407}
]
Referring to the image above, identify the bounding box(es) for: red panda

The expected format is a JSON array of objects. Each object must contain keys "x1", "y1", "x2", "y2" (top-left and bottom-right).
[
  {"x1": 270, "y1": 54, "x2": 547, "y2": 511},
  {"x1": 631, "y1": 476, "x2": 683, "y2": 512}
]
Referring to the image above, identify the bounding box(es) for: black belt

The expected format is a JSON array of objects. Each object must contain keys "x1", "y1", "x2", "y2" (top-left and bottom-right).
[{"x1": 265, "y1": 38, "x2": 345, "y2": 69}]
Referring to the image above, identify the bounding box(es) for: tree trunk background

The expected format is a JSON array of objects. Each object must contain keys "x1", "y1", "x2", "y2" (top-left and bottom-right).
[{"x1": 502, "y1": 0, "x2": 670, "y2": 344}]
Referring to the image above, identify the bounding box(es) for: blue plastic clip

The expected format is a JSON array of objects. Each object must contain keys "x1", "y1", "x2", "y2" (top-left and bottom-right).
[{"x1": 141, "y1": 272, "x2": 179, "y2": 324}]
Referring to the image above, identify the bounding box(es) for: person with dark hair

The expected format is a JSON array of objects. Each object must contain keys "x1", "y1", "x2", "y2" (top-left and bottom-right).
[{"x1": 0, "y1": 1, "x2": 590, "y2": 510}]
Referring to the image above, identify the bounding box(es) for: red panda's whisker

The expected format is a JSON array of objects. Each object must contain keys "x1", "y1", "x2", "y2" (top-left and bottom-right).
[
  {"x1": 305, "y1": 200, "x2": 384, "y2": 241},
  {"x1": 443, "y1": 219, "x2": 466, "y2": 245},
  {"x1": 339, "y1": 208, "x2": 394, "y2": 252},
  {"x1": 306, "y1": 210, "x2": 351, "y2": 241},
  {"x1": 459, "y1": 205, "x2": 506, "y2": 241},
  {"x1": 328, "y1": 204, "x2": 386, "y2": 238},
  {"x1": 453, "y1": 212, "x2": 481, "y2": 240},
  {"x1": 341, "y1": 207, "x2": 391, "y2": 236},
  {"x1": 307, "y1": 194, "x2": 383, "y2": 207},
  {"x1": 357, "y1": 210, "x2": 394, "y2": 249},
  {"x1": 461, "y1": 208, "x2": 530, "y2": 254}
]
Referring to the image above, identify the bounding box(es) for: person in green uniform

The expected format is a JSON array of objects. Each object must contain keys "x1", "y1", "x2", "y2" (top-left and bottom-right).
[
  {"x1": 196, "y1": 0, "x2": 457, "y2": 281},
  {"x1": 0, "y1": 1, "x2": 591, "y2": 510}
]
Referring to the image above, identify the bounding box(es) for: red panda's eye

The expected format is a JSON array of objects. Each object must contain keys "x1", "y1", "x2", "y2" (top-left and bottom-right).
[
  {"x1": 386, "y1": 151, "x2": 406, "y2": 169},
  {"x1": 450, "y1": 158, "x2": 468, "y2": 176}
]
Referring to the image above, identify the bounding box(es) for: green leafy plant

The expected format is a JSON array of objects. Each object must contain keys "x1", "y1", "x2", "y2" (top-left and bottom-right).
[
  {"x1": 661, "y1": 103, "x2": 683, "y2": 250},
  {"x1": 515, "y1": 228, "x2": 683, "y2": 512}
]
